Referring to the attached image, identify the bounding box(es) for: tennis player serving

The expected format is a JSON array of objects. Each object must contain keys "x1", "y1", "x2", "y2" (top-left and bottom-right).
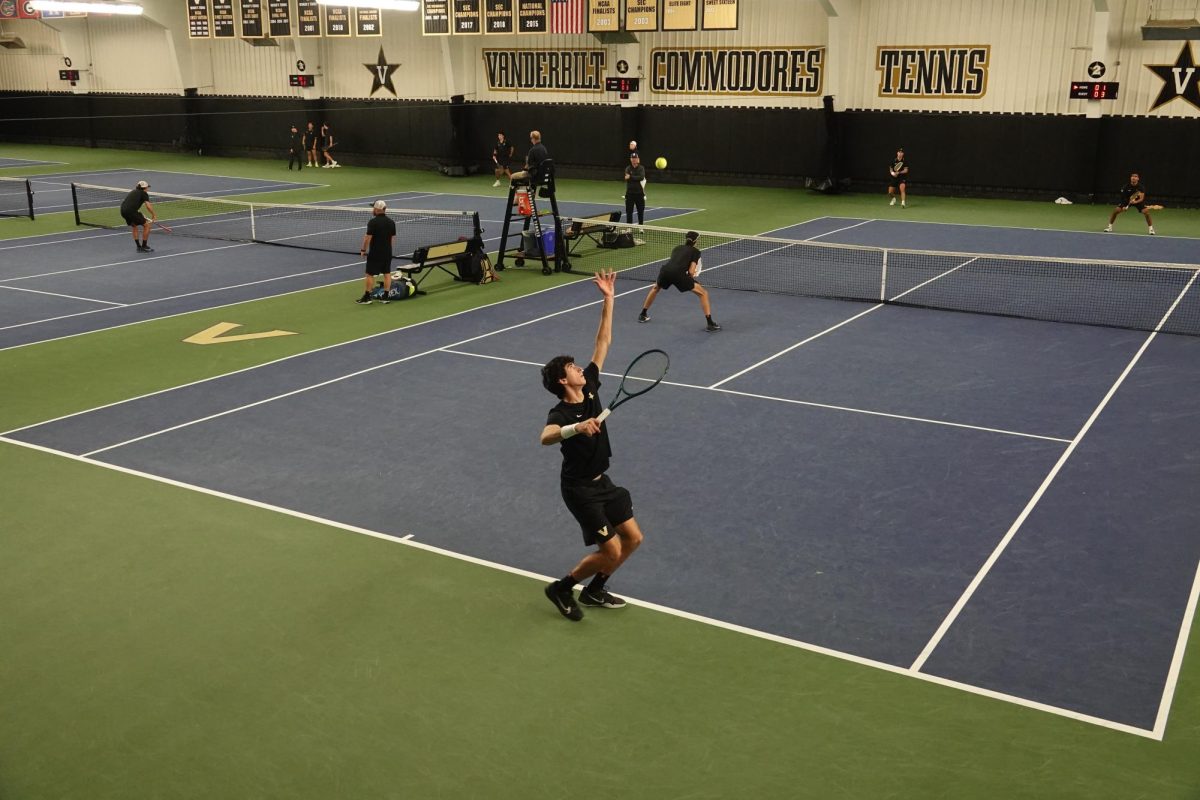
[
  {"x1": 1105, "y1": 172, "x2": 1155, "y2": 235},
  {"x1": 540, "y1": 269, "x2": 645, "y2": 621}
]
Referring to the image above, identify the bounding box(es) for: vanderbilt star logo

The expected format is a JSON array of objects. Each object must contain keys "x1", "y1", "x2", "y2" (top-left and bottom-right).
[
  {"x1": 1146, "y1": 42, "x2": 1200, "y2": 112},
  {"x1": 364, "y1": 47, "x2": 400, "y2": 97}
]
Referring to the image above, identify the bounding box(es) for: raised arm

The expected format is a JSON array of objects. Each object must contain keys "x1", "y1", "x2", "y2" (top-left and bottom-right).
[{"x1": 591, "y1": 269, "x2": 616, "y2": 370}]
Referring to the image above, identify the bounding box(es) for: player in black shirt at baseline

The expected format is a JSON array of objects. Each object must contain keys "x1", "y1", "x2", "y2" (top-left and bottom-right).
[
  {"x1": 540, "y1": 269, "x2": 643, "y2": 621},
  {"x1": 1105, "y1": 172, "x2": 1155, "y2": 235}
]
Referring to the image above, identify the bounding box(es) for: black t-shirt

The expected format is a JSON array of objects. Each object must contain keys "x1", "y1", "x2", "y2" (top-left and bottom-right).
[
  {"x1": 546, "y1": 362, "x2": 611, "y2": 483},
  {"x1": 120, "y1": 188, "x2": 148, "y2": 216},
  {"x1": 303, "y1": 127, "x2": 317, "y2": 148},
  {"x1": 1120, "y1": 183, "x2": 1146, "y2": 204},
  {"x1": 625, "y1": 164, "x2": 646, "y2": 196},
  {"x1": 289, "y1": 130, "x2": 302, "y2": 149},
  {"x1": 662, "y1": 243, "x2": 700, "y2": 278},
  {"x1": 526, "y1": 142, "x2": 548, "y2": 173},
  {"x1": 493, "y1": 140, "x2": 514, "y2": 165},
  {"x1": 365, "y1": 214, "x2": 396, "y2": 262},
  {"x1": 321, "y1": 128, "x2": 333, "y2": 148},
  {"x1": 890, "y1": 158, "x2": 908, "y2": 180}
]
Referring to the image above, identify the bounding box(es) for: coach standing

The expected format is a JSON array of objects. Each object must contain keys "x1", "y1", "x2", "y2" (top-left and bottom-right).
[
  {"x1": 357, "y1": 200, "x2": 396, "y2": 305},
  {"x1": 624, "y1": 151, "x2": 646, "y2": 225},
  {"x1": 120, "y1": 179, "x2": 157, "y2": 253}
]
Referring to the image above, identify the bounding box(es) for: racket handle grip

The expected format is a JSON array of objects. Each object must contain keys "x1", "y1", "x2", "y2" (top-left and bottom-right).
[{"x1": 596, "y1": 408, "x2": 611, "y2": 423}]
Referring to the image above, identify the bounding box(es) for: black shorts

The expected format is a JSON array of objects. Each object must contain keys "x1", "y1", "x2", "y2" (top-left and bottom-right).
[
  {"x1": 1123, "y1": 202, "x2": 1146, "y2": 212},
  {"x1": 889, "y1": 177, "x2": 907, "y2": 188},
  {"x1": 122, "y1": 211, "x2": 147, "y2": 226},
  {"x1": 561, "y1": 474, "x2": 634, "y2": 546},
  {"x1": 657, "y1": 267, "x2": 695, "y2": 293},
  {"x1": 364, "y1": 258, "x2": 390, "y2": 276}
]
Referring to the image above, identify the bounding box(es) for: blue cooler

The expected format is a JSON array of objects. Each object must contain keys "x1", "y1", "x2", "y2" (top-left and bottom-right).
[{"x1": 540, "y1": 228, "x2": 556, "y2": 256}]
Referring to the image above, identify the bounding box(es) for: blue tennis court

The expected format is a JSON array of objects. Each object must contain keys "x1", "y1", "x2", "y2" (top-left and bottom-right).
[
  {"x1": 0, "y1": 157, "x2": 62, "y2": 169},
  {"x1": 6, "y1": 213, "x2": 1199, "y2": 737}
]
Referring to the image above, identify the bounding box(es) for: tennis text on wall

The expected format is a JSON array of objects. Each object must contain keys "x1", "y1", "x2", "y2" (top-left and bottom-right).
[
  {"x1": 482, "y1": 49, "x2": 606, "y2": 91},
  {"x1": 875, "y1": 46, "x2": 990, "y2": 98},
  {"x1": 649, "y1": 47, "x2": 823, "y2": 95}
]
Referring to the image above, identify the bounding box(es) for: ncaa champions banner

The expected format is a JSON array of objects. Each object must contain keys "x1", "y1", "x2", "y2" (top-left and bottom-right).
[
  {"x1": 483, "y1": 49, "x2": 606, "y2": 91},
  {"x1": 650, "y1": 47, "x2": 823, "y2": 96},
  {"x1": 875, "y1": 46, "x2": 990, "y2": 98}
]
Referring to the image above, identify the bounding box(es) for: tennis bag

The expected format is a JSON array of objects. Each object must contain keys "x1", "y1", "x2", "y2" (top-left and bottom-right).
[
  {"x1": 453, "y1": 237, "x2": 499, "y2": 285},
  {"x1": 372, "y1": 277, "x2": 417, "y2": 300},
  {"x1": 599, "y1": 230, "x2": 637, "y2": 249}
]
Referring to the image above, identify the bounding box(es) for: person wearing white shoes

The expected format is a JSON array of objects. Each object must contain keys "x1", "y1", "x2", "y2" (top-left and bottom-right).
[
  {"x1": 888, "y1": 147, "x2": 908, "y2": 207},
  {"x1": 320, "y1": 122, "x2": 339, "y2": 168},
  {"x1": 491, "y1": 131, "x2": 514, "y2": 187},
  {"x1": 1105, "y1": 172, "x2": 1154, "y2": 234}
]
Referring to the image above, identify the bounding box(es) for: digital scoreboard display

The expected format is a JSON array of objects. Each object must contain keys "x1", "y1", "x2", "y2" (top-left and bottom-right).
[
  {"x1": 289, "y1": 74, "x2": 316, "y2": 88},
  {"x1": 1069, "y1": 81, "x2": 1119, "y2": 99},
  {"x1": 605, "y1": 76, "x2": 640, "y2": 92}
]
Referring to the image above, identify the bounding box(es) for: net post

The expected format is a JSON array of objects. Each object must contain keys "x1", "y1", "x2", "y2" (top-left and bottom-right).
[
  {"x1": 71, "y1": 182, "x2": 80, "y2": 226},
  {"x1": 880, "y1": 248, "x2": 889, "y2": 302},
  {"x1": 25, "y1": 179, "x2": 34, "y2": 221},
  {"x1": 249, "y1": 203, "x2": 257, "y2": 242}
]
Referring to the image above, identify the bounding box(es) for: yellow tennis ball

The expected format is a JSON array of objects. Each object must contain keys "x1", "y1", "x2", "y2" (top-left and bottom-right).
[{"x1": 655, "y1": 157, "x2": 667, "y2": 169}]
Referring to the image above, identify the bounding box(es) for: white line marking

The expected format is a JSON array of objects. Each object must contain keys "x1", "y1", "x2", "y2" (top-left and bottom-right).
[
  {"x1": 910, "y1": 269, "x2": 1200, "y2": 674},
  {"x1": 1154, "y1": 557, "x2": 1200, "y2": 738},
  {"x1": 441, "y1": 348, "x2": 1071, "y2": 443},
  {"x1": 0, "y1": 284, "x2": 126, "y2": 306},
  {"x1": 1, "y1": 241, "x2": 252, "y2": 285},
  {"x1": 803, "y1": 219, "x2": 873, "y2": 241},
  {"x1": 0, "y1": 433, "x2": 1161, "y2": 738}
]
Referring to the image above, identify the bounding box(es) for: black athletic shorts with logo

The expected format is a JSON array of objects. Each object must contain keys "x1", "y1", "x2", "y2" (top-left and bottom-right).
[
  {"x1": 656, "y1": 267, "x2": 695, "y2": 293},
  {"x1": 560, "y1": 473, "x2": 633, "y2": 546}
]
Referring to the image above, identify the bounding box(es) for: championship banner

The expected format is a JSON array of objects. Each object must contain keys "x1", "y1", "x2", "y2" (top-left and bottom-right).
[
  {"x1": 516, "y1": 0, "x2": 546, "y2": 33},
  {"x1": 188, "y1": 0, "x2": 212, "y2": 37},
  {"x1": 297, "y1": 0, "x2": 320, "y2": 34},
  {"x1": 482, "y1": 48, "x2": 606, "y2": 91},
  {"x1": 423, "y1": 0, "x2": 450, "y2": 33},
  {"x1": 661, "y1": 0, "x2": 694, "y2": 30},
  {"x1": 586, "y1": 0, "x2": 616, "y2": 32},
  {"x1": 324, "y1": 4, "x2": 351, "y2": 35},
  {"x1": 3, "y1": 0, "x2": 40, "y2": 18},
  {"x1": 239, "y1": 0, "x2": 264, "y2": 37},
  {"x1": 454, "y1": 0, "x2": 482, "y2": 33},
  {"x1": 875, "y1": 46, "x2": 990, "y2": 98},
  {"x1": 355, "y1": 7, "x2": 381, "y2": 35},
  {"x1": 212, "y1": 0, "x2": 235, "y2": 36},
  {"x1": 624, "y1": 0, "x2": 656, "y2": 31},
  {"x1": 268, "y1": 0, "x2": 291, "y2": 37},
  {"x1": 650, "y1": 47, "x2": 824, "y2": 95},
  {"x1": 484, "y1": 0, "x2": 513, "y2": 33},
  {"x1": 701, "y1": 0, "x2": 734, "y2": 30}
]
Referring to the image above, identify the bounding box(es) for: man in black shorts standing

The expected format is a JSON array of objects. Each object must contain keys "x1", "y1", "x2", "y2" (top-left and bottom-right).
[
  {"x1": 320, "y1": 122, "x2": 339, "y2": 168},
  {"x1": 888, "y1": 147, "x2": 908, "y2": 207},
  {"x1": 624, "y1": 151, "x2": 646, "y2": 224},
  {"x1": 119, "y1": 180, "x2": 157, "y2": 253},
  {"x1": 356, "y1": 200, "x2": 396, "y2": 304},
  {"x1": 637, "y1": 230, "x2": 720, "y2": 331},
  {"x1": 540, "y1": 269, "x2": 643, "y2": 621},
  {"x1": 303, "y1": 121, "x2": 319, "y2": 168},
  {"x1": 491, "y1": 131, "x2": 514, "y2": 187},
  {"x1": 1105, "y1": 172, "x2": 1155, "y2": 235}
]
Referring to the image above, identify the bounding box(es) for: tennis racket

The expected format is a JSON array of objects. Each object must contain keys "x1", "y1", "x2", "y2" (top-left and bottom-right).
[
  {"x1": 1146, "y1": 204, "x2": 1164, "y2": 210},
  {"x1": 155, "y1": 221, "x2": 173, "y2": 233},
  {"x1": 596, "y1": 349, "x2": 670, "y2": 423},
  {"x1": 1129, "y1": 191, "x2": 1145, "y2": 205},
  {"x1": 692, "y1": 256, "x2": 703, "y2": 277}
]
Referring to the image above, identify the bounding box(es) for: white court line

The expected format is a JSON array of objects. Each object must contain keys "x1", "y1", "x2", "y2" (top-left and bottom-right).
[
  {"x1": 1155, "y1": 558, "x2": 1200, "y2": 738},
  {"x1": 0, "y1": 432, "x2": 1160, "y2": 739},
  {"x1": 709, "y1": 257, "x2": 980, "y2": 389},
  {"x1": 909, "y1": 270, "x2": 1200, "y2": 680},
  {"x1": 75, "y1": 284, "x2": 648, "y2": 457},
  {"x1": 802, "y1": 219, "x2": 873, "y2": 241},
  {"x1": 440, "y1": 348, "x2": 1071, "y2": 443},
  {"x1": 0, "y1": 284, "x2": 126, "y2": 306},
  {"x1": 0, "y1": 241, "x2": 252, "y2": 286},
  {"x1": 0, "y1": 260, "x2": 358, "y2": 338}
]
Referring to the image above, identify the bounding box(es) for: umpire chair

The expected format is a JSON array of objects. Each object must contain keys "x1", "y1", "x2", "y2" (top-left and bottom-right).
[{"x1": 495, "y1": 159, "x2": 569, "y2": 276}]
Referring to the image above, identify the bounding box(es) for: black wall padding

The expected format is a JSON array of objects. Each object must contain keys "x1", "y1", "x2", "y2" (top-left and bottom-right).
[{"x1": 0, "y1": 92, "x2": 1196, "y2": 204}]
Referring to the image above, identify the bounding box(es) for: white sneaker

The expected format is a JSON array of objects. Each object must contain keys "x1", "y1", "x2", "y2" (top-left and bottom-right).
[
  {"x1": 492, "y1": 180, "x2": 501, "y2": 187},
  {"x1": 1103, "y1": 225, "x2": 1113, "y2": 232},
  {"x1": 1148, "y1": 226, "x2": 1156, "y2": 235},
  {"x1": 331, "y1": 162, "x2": 340, "y2": 168},
  {"x1": 889, "y1": 197, "x2": 896, "y2": 206},
  {"x1": 901, "y1": 201, "x2": 906, "y2": 207}
]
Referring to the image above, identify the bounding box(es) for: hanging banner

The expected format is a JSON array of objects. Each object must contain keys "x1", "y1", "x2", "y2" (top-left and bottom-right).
[
  {"x1": 700, "y1": 0, "x2": 734, "y2": 29},
  {"x1": 586, "y1": 0, "x2": 616, "y2": 32},
  {"x1": 212, "y1": 0, "x2": 236, "y2": 36},
  {"x1": 239, "y1": 0, "x2": 264, "y2": 37},
  {"x1": 650, "y1": 46, "x2": 824, "y2": 95},
  {"x1": 482, "y1": 48, "x2": 606, "y2": 91},
  {"x1": 454, "y1": 0, "x2": 482, "y2": 33},
  {"x1": 516, "y1": 0, "x2": 546, "y2": 33},
  {"x1": 296, "y1": 0, "x2": 320, "y2": 33},
  {"x1": 354, "y1": 7, "x2": 381, "y2": 34},
  {"x1": 623, "y1": 0, "x2": 656, "y2": 31},
  {"x1": 423, "y1": 0, "x2": 450, "y2": 33},
  {"x1": 188, "y1": 0, "x2": 212, "y2": 37},
  {"x1": 484, "y1": 0, "x2": 513, "y2": 32},
  {"x1": 661, "y1": 0, "x2": 694, "y2": 30},
  {"x1": 267, "y1": 0, "x2": 291, "y2": 36},
  {"x1": 324, "y1": 4, "x2": 351, "y2": 34}
]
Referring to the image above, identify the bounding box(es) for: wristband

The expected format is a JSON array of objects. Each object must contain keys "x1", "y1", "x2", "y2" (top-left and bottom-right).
[{"x1": 560, "y1": 424, "x2": 577, "y2": 440}]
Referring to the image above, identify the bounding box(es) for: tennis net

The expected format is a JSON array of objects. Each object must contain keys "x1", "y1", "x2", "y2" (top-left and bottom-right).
[
  {"x1": 1, "y1": 177, "x2": 34, "y2": 220},
  {"x1": 561, "y1": 218, "x2": 1200, "y2": 337},
  {"x1": 72, "y1": 182, "x2": 481, "y2": 261}
]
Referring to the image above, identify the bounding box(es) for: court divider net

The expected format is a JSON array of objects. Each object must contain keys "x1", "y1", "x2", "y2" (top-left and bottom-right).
[
  {"x1": 71, "y1": 182, "x2": 481, "y2": 262},
  {"x1": 560, "y1": 218, "x2": 1200, "y2": 337},
  {"x1": 0, "y1": 177, "x2": 34, "y2": 220}
]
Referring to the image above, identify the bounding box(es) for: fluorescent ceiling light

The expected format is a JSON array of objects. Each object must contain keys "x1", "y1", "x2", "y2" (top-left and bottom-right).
[
  {"x1": 315, "y1": 0, "x2": 418, "y2": 10},
  {"x1": 30, "y1": 0, "x2": 144, "y2": 13}
]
